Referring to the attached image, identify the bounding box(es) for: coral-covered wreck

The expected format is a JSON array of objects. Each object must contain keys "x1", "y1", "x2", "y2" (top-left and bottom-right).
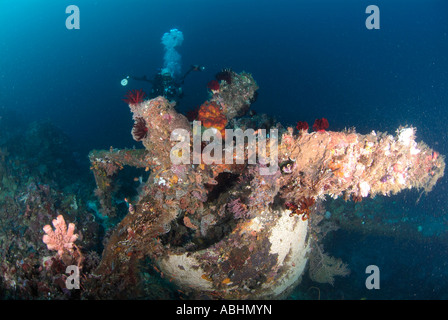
[{"x1": 87, "y1": 70, "x2": 445, "y2": 299}]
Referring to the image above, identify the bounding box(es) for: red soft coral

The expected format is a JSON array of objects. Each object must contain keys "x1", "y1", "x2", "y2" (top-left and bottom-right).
[{"x1": 123, "y1": 89, "x2": 146, "y2": 105}]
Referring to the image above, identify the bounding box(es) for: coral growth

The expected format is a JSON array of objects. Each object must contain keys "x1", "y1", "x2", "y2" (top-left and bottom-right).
[
  {"x1": 328, "y1": 159, "x2": 346, "y2": 178},
  {"x1": 123, "y1": 89, "x2": 146, "y2": 105},
  {"x1": 1, "y1": 68, "x2": 445, "y2": 300},
  {"x1": 312, "y1": 118, "x2": 329, "y2": 132},
  {"x1": 197, "y1": 101, "x2": 228, "y2": 136},
  {"x1": 85, "y1": 71, "x2": 444, "y2": 300},
  {"x1": 210, "y1": 70, "x2": 259, "y2": 120},
  {"x1": 227, "y1": 198, "x2": 250, "y2": 219},
  {"x1": 42, "y1": 215, "x2": 79, "y2": 257},
  {"x1": 0, "y1": 121, "x2": 104, "y2": 299}
]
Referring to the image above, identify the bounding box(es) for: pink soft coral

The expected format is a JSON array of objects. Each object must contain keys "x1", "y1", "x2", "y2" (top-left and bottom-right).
[
  {"x1": 227, "y1": 198, "x2": 249, "y2": 219},
  {"x1": 42, "y1": 215, "x2": 79, "y2": 257}
]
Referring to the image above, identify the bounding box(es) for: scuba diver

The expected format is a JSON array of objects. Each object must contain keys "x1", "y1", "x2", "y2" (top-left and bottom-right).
[{"x1": 121, "y1": 64, "x2": 205, "y2": 103}]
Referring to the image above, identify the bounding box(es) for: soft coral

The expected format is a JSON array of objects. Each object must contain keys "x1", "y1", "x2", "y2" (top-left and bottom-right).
[{"x1": 197, "y1": 101, "x2": 227, "y2": 137}]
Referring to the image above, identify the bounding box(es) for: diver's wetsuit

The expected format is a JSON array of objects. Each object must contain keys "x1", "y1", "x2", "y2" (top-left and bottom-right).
[{"x1": 130, "y1": 65, "x2": 203, "y2": 102}]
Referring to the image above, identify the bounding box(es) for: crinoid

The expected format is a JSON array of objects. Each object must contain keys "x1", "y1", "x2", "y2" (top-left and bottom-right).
[
  {"x1": 286, "y1": 196, "x2": 316, "y2": 220},
  {"x1": 123, "y1": 89, "x2": 146, "y2": 105},
  {"x1": 296, "y1": 121, "x2": 309, "y2": 132},
  {"x1": 312, "y1": 118, "x2": 329, "y2": 132},
  {"x1": 215, "y1": 68, "x2": 234, "y2": 85},
  {"x1": 132, "y1": 117, "x2": 148, "y2": 141}
]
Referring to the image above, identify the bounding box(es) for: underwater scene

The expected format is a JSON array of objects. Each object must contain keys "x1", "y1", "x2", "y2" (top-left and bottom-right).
[{"x1": 0, "y1": 0, "x2": 448, "y2": 302}]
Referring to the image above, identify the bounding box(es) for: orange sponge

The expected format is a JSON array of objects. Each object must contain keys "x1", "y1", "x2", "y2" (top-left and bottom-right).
[{"x1": 197, "y1": 101, "x2": 227, "y2": 137}]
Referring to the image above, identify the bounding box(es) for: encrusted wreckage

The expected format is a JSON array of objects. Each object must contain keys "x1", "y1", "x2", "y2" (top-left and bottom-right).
[{"x1": 88, "y1": 70, "x2": 445, "y2": 299}]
